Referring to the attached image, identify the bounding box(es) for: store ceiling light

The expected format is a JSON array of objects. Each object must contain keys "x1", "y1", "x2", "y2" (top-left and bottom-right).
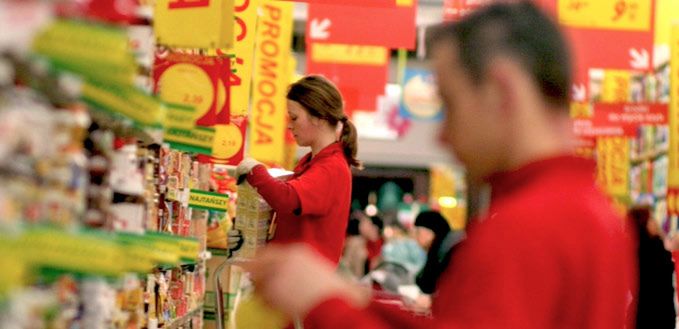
[{"x1": 438, "y1": 196, "x2": 457, "y2": 208}]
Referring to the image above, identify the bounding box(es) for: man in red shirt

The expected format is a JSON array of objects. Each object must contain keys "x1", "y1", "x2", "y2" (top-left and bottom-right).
[{"x1": 246, "y1": 3, "x2": 636, "y2": 328}]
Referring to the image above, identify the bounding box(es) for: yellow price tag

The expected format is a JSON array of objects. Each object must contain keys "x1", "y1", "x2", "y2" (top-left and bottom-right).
[
  {"x1": 312, "y1": 43, "x2": 388, "y2": 66},
  {"x1": 212, "y1": 123, "x2": 244, "y2": 160}
]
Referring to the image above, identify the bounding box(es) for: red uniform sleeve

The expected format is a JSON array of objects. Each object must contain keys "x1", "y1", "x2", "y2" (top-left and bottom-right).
[
  {"x1": 246, "y1": 165, "x2": 301, "y2": 215},
  {"x1": 287, "y1": 163, "x2": 335, "y2": 216},
  {"x1": 305, "y1": 298, "x2": 448, "y2": 329}
]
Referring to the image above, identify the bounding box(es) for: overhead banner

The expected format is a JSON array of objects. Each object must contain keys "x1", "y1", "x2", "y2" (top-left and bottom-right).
[
  {"x1": 668, "y1": 25, "x2": 679, "y2": 187},
  {"x1": 277, "y1": 0, "x2": 409, "y2": 6},
  {"x1": 306, "y1": 2, "x2": 417, "y2": 49},
  {"x1": 248, "y1": 0, "x2": 293, "y2": 166},
  {"x1": 227, "y1": 0, "x2": 260, "y2": 117},
  {"x1": 154, "y1": 0, "x2": 235, "y2": 49},
  {"x1": 558, "y1": 0, "x2": 652, "y2": 31}
]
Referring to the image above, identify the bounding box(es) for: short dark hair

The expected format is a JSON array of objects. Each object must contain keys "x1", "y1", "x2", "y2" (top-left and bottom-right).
[{"x1": 427, "y1": 2, "x2": 572, "y2": 109}]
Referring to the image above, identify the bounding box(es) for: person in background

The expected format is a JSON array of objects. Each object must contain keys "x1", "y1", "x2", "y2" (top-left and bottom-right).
[
  {"x1": 235, "y1": 75, "x2": 361, "y2": 264},
  {"x1": 359, "y1": 214, "x2": 384, "y2": 273},
  {"x1": 339, "y1": 215, "x2": 368, "y2": 280},
  {"x1": 245, "y1": 3, "x2": 635, "y2": 328},
  {"x1": 381, "y1": 221, "x2": 426, "y2": 277},
  {"x1": 413, "y1": 211, "x2": 460, "y2": 296},
  {"x1": 629, "y1": 206, "x2": 676, "y2": 329}
]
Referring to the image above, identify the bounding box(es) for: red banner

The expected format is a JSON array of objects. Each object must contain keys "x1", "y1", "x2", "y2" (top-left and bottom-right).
[
  {"x1": 278, "y1": 0, "x2": 400, "y2": 6},
  {"x1": 306, "y1": 58, "x2": 388, "y2": 114},
  {"x1": 573, "y1": 103, "x2": 668, "y2": 137},
  {"x1": 306, "y1": 2, "x2": 417, "y2": 49}
]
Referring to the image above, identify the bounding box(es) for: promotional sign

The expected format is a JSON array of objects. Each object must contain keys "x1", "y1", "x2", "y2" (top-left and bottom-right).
[
  {"x1": 154, "y1": 0, "x2": 234, "y2": 49},
  {"x1": 573, "y1": 103, "x2": 668, "y2": 137},
  {"x1": 551, "y1": 0, "x2": 656, "y2": 101},
  {"x1": 226, "y1": 0, "x2": 260, "y2": 117},
  {"x1": 400, "y1": 68, "x2": 442, "y2": 120},
  {"x1": 189, "y1": 189, "x2": 229, "y2": 212},
  {"x1": 443, "y1": 0, "x2": 492, "y2": 21},
  {"x1": 600, "y1": 70, "x2": 632, "y2": 103},
  {"x1": 248, "y1": 0, "x2": 294, "y2": 166},
  {"x1": 306, "y1": 42, "x2": 389, "y2": 114},
  {"x1": 668, "y1": 25, "x2": 679, "y2": 187},
  {"x1": 153, "y1": 51, "x2": 230, "y2": 127},
  {"x1": 558, "y1": 0, "x2": 652, "y2": 31},
  {"x1": 212, "y1": 116, "x2": 247, "y2": 165},
  {"x1": 306, "y1": 1, "x2": 417, "y2": 49},
  {"x1": 278, "y1": 0, "x2": 410, "y2": 6},
  {"x1": 596, "y1": 136, "x2": 630, "y2": 197}
]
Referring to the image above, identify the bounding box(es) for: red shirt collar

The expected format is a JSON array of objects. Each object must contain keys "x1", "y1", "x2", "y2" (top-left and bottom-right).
[
  {"x1": 486, "y1": 155, "x2": 595, "y2": 200},
  {"x1": 294, "y1": 142, "x2": 345, "y2": 173}
]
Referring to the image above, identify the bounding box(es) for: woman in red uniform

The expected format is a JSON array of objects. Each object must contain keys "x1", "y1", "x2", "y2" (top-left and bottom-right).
[{"x1": 236, "y1": 75, "x2": 361, "y2": 264}]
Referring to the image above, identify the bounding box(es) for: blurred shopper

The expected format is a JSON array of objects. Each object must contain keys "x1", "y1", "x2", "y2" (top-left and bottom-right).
[
  {"x1": 246, "y1": 3, "x2": 635, "y2": 329},
  {"x1": 629, "y1": 207, "x2": 676, "y2": 329},
  {"x1": 413, "y1": 211, "x2": 457, "y2": 295},
  {"x1": 381, "y1": 221, "x2": 426, "y2": 277},
  {"x1": 340, "y1": 215, "x2": 368, "y2": 279},
  {"x1": 360, "y1": 214, "x2": 385, "y2": 273},
  {"x1": 236, "y1": 75, "x2": 361, "y2": 264}
]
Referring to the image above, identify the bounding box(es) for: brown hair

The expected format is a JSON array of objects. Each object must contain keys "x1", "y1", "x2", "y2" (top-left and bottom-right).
[{"x1": 287, "y1": 75, "x2": 362, "y2": 168}]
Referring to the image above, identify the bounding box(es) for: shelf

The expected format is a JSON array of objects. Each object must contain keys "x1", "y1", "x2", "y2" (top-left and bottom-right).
[
  {"x1": 164, "y1": 305, "x2": 203, "y2": 329},
  {"x1": 630, "y1": 148, "x2": 668, "y2": 164}
]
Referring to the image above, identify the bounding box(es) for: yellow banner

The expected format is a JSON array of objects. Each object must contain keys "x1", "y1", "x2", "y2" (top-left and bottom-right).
[
  {"x1": 654, "y1": 0, "x2": 679, "y2": 45},
  {"x1": 669, "y1": 25, "x2": 679, "y2": 186},
  {"x1": 248, "y1": 0, "x2": 293, "y2": 166},
  {"x1": 558, "y1": 0, "x2": 652, "y2": 31},
  {"x1": 189, "y1": 189, "x2": 230, "y2": 211},
  {"x1": 601, "y1": 70, "x2": 631, "y2": 103},
  {"x1": 154, "y1": 0, "x2": 234, "y2": 49},
  {"x1": 311, "y1": 43, "x2": 388, "y2": 66},
  {"x1": 229, "y1": 0, "x2": 260, "y2": 116},
  {"x1": 597, "y1": 137, "x2": 630, "y2": 196}
]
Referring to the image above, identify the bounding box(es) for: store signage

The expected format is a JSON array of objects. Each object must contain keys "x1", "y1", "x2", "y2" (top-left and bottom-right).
[
  {"x1": 306, "y1": 2, "x2": 417, "y2": 49},
  {"x1": 189, "y1": 189, "x2": 229, "y2": 212},
  {"x1": 600, "y1": 70, "x2": 632, "y2": 103},
  {"x1": 277, "y1": 0, "x2": 410, "y2": 7},
  {"x1": 311, "y1": 43, "x2": 388, "y2": 66},
  {"x1": 248, "y1": 0, "x2": 294, "y2": 166},
  {"x1": 212, "y1": 116, "x2": 248, "y2": 165},
  {"x1": 443, "y1": 0, "x2": 492, "y2": 21},
  {"x1": 154, "y1": 0, "x2": 234, "y2": 49},
  {"x1": 82, "y1": 79, "x2": 166, "y2": 128},
  {"x1": 668, "y1": 25, "x2": 679, "y2": 187},
  {"x1": 596, "y1": 137, "x2": 630, "y2": 197},
  {"x1": 225, "y1": 0, "x2": 260, "y2": 117},
  {"x1": 153, "y1": 51, "x2": 229, "y2": 127},
  {"x1": 558, "y1": 0, "x2": 652, "y2": 31},
  {"x1": 164, "y1": 126, "x2": 215, "y2": 155},
  {"x1": 400, "y1": 68, "x2": 442, "y2": 120},
  {"x1": 573, "y1": 103, "x2": 668, "y2": 137}
]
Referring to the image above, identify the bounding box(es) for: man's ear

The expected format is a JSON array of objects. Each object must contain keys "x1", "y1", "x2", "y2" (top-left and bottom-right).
[{"x1": 482, "y1": 57, "x2": 523, "y2": 116}]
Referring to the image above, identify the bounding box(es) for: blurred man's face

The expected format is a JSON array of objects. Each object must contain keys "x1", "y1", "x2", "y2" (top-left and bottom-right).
[{"x1": 431, "y1": 42, "x2": 504, "y2": 181}]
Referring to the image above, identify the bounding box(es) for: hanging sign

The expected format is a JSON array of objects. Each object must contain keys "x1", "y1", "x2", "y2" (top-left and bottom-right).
[
  {"x1": 153, "y1": 51, "x2": 229, "y2": 127},
  {"x1": 154, "y1": 0, "x2": 234, "y2": 49},
  {"x1": 248, "y1": 0, "x2": 294, "y2": 166},
  {"x1": 306, "y1": 1, "x2": 417, "y2": 49}
]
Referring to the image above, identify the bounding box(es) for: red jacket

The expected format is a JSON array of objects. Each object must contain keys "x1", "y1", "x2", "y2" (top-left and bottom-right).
[
  {"x1": 247, "y1": 142, "x2": 351, "y2": 264},
  {"x1": 305, "y1": 156, "x2": 635, "y2": 328}
]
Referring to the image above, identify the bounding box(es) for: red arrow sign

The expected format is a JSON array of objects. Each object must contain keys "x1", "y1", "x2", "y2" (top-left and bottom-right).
[{"x1": 306, "y1": 2, "x2": 417, "y2": 49}]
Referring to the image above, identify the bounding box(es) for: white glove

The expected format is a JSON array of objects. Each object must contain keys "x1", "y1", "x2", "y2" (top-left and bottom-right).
[{"x1": 236, "y1": 157, "x2": 262, "y2": 182}]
